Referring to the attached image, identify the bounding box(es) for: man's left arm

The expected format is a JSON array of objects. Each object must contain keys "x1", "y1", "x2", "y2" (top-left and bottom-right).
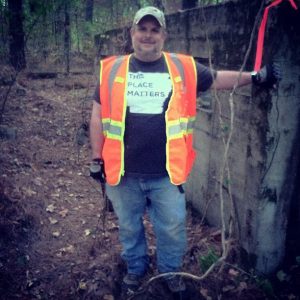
[
  {"x1": 211, "y1": 63, "x2": 281, "y2": 90},
  {"x1": 212, "y1": 71, "x2": 251, "y2": 90}
]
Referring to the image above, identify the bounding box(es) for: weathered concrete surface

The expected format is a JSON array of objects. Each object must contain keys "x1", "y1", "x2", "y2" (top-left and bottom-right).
[
  {"x1": 182, "y1": 1, "x2": 300, "y2": 274},
  {"x1": 252, "y1": 2, "x2": 300, "y2": 273},
  {"x1": 94, "y1": 0, "x2": 300, "y2": 274}
]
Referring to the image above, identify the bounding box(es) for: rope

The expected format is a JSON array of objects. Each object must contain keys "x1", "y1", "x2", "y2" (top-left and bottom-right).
[{"x1": 254, "y1": 0, "x2": 298, "y2": 71}]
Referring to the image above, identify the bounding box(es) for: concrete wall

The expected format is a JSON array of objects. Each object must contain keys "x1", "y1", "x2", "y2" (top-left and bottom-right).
[{"x1": 94, "y1": 0, "x2": 300, "y2": 274}]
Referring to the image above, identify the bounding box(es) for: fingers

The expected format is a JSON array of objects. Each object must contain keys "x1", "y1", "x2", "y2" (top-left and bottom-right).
[
  {"x1": 272, "y1": 61, "x2": 282, "y2": 81},
  {"x1": 90, "y1": 159, "x2": 106, "y2": 183}
]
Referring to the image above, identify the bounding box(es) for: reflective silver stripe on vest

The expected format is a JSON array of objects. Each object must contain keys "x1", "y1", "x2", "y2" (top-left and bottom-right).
[
  {"x1": 102, "y1": 122, "x2": 110, "y2": 132},
  {"x1": 108, "y1": 123, "x2": 122, "y2": 136},
  {"x1": 102, "y1": 119, "x2": 122, "y2": 136},
  {"x1": 108, "y1": 56, "x2": 125, "y2": 95},
  {"x1": 168, "y1": 119, "x2": 195, "y2": 136},
  {"x1": 103, "y1": 56, "x2": 125, "y2": 115},
  {"x1": 168, "y1": 124, "x2": 182, "y2": 136},
  {"x1": 187, "y1": 119, "x2": 195, "y2": 131},
  {"x1": 170, "y1": 53, "x2": 185, "y2": 84}
]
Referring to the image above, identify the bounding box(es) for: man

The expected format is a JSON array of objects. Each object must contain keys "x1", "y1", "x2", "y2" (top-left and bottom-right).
[{"x1": 89, "y1": 6, "x2": 280, "y2": 298}]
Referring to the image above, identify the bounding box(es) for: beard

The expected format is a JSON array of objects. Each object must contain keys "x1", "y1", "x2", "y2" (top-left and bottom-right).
[{"x1": 132, "y1": 40, "x2": 163, "y2": 61}]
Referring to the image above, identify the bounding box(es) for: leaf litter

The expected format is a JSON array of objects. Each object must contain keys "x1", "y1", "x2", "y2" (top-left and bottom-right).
[{"x1": 1, "y1": 61, "x2": 298, "y2": 299}]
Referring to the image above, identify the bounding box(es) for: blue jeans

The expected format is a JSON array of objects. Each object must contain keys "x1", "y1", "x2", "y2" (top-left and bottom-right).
[{"x1": 106, "y1": 176, "x2": 187, "y2": 276}]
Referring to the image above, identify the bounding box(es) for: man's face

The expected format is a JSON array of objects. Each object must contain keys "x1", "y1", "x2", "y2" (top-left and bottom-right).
[{"x1": 131, "y1": 15, "x2": 166, "y2": 62}]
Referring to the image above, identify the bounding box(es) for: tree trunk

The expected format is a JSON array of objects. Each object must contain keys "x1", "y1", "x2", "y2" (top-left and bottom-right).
[
  {"x1": 64, "y1": 1, "x2": 70, "y2": 75},
  {"x1": 85, "y1": 0, "x2": 93, "y2": 22},
  {"x1": 75, "y1": 11, "x2": 80, "y2": 53},
  {"x1": 8, "y1": 0, "x2": 26, "y2": 70}
]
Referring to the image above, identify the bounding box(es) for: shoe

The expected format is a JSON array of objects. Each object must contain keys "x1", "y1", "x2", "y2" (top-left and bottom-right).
[
  {"x1": 165, "y1": 275, "x2": 189, "y2": 299},
  {"x1": 121, "y1": 273, "x2": 142, "y2": 297}
]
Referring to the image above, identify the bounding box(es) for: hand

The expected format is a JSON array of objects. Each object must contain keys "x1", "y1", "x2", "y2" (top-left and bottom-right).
[
  {"x1": 89, "y1": 158, "x2": 106, "y2": 183},
  {"x1": 251, "y1": 62, "x2": 282, "y2": 87}
]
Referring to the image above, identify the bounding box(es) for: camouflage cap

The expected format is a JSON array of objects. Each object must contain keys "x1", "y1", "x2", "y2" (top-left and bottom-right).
[{"x1": 133, "y1": 6, "x2": 166, "y2": 29}]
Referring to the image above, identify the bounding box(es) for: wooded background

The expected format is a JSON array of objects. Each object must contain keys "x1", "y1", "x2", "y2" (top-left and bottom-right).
[{"x1": 0, "y1": 0, "x2": 224, "y2": 72}]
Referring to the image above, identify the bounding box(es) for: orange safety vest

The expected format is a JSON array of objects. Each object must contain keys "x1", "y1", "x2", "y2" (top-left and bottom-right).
[{"x1": 99, "y1": 52, "x2": 197, "y2": 185}]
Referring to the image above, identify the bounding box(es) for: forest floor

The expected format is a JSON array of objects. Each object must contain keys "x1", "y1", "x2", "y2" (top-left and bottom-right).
[{"x1": 0, "y1": 58, "x2": 299, "y2": 300}]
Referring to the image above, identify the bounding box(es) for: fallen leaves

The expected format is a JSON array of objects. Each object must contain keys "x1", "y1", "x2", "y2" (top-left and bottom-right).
[
  {"x1": 23, "y1": 187, "x2": 37, "y2": 197},
  {"x1": 45, "y1": 199, "x2": 96, "y2": 242},
  {"x1": 222, "y1": 284, "x2": 235, "y2": 292},
  {"x1": 1, "y1": 71, "x2": 119, "y2": 300},
  {"x1": 60, "y1": 244, "x2": 75, "y2": 253},
  {"x1": 84, "y1": 229, "x2": 91, "y2": 236},
  {"x1": 228, "y1": 268, "x2": 239, "y2": 277},
  {"x1": 51, "y1": 193, "x2": 60, "y2": 198},
  {"x1": 48, "y1": 217, "x2": 58, "y2": 225},
  {"x1": 47, "y1": 204, "x2": 68, "y2": 218},
  {"x1": 238, "y1": 281, "x2": 248, "y2": 291},
  {"x1": 52, "y1": 231, "x2": 60, "y2": 237},
  {"x1": 46, "y1": 203, "x2": 56, "y2": 213},
  {"x1": 57, "y1": 244, "x2": 75, "y2": 257},
  {"x1": 58, "y1": 208, "x2": 69, "y2": 217},
  {"x1": 78, "y1": 281, "x2": 87, "y2": 290},
  {"x1": 33, "y1": 177, "x2": 43, "y2": 186},
  {"x1": 200, "y1": 288, "x2": 212, "y2": 300}
]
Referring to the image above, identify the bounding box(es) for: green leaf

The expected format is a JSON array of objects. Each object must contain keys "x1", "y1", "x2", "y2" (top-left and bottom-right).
[
  {"x1": 199, "y1": 249, "x2": 219, "y2": 273},
  {"x1": 256, "y1": 278, "x2": 274, "y2": 297},
  {"x1": 276, "y1": 270, "x2": 287, "y2": 282}
]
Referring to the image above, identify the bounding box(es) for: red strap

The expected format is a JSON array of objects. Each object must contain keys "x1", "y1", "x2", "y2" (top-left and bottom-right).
[
  {"x1": 288, "y1": 0, "x2": 298, "y2": 9},
  {"x1": 254, "y1": 0, "x2": 298, "y2": 71}
]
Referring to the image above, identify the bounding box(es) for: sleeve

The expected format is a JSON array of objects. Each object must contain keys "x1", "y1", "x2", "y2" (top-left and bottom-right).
[
  {"x1": 195, "y1": 62, "x2": 216, "y2": 94},
  {"x1": 94, "y1": 81, "x2": 100, "y2": 104},
  {"x1": 93, "y1": 63, "x2": 101, "y2": 104}
]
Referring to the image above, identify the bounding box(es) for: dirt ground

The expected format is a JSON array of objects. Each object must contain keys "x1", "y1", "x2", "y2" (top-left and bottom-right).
[{"x1": 0, "y1": 60, "x2": 298, "y2": 300}]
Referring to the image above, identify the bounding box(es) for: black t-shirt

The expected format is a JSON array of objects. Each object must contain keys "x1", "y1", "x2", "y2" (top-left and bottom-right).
[{"x1": 94, "y1": 55, "x2": 214, "y2": 177}]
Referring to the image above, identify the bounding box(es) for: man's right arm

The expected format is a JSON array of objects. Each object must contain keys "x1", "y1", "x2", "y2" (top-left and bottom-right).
[{"x1": 90, "y1": 101, "x2": 104, "y2": 160}]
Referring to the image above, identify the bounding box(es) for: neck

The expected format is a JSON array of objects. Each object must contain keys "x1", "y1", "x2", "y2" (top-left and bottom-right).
[{"x1": 133, "y1": 51, "x2": 163, "y2": 62}]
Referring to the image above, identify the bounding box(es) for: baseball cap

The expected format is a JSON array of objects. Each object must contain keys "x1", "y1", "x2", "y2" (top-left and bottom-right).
[{"x1": 133, "y1": 6, "x2": 166, "y2": 29}]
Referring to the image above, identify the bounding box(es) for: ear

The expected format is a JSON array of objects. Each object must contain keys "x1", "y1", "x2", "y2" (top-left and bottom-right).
[
  {"x1": 130, "y1": 27, "x2": 135, "y2": 38},
  {"x1": 162, "y1": 30, "x2": 167, "y2": 41}
]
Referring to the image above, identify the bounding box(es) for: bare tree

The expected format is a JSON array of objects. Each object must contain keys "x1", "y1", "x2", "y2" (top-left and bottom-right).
[
  {"x1": 85, "y1": 0, "x2": 94, "y2": 22},
  {"x1": 64, "y1": 0, "x2": 70, "y2": 74},
  {"x1": 8, "y1": 0, "x2": 26, "y2": 70}
]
